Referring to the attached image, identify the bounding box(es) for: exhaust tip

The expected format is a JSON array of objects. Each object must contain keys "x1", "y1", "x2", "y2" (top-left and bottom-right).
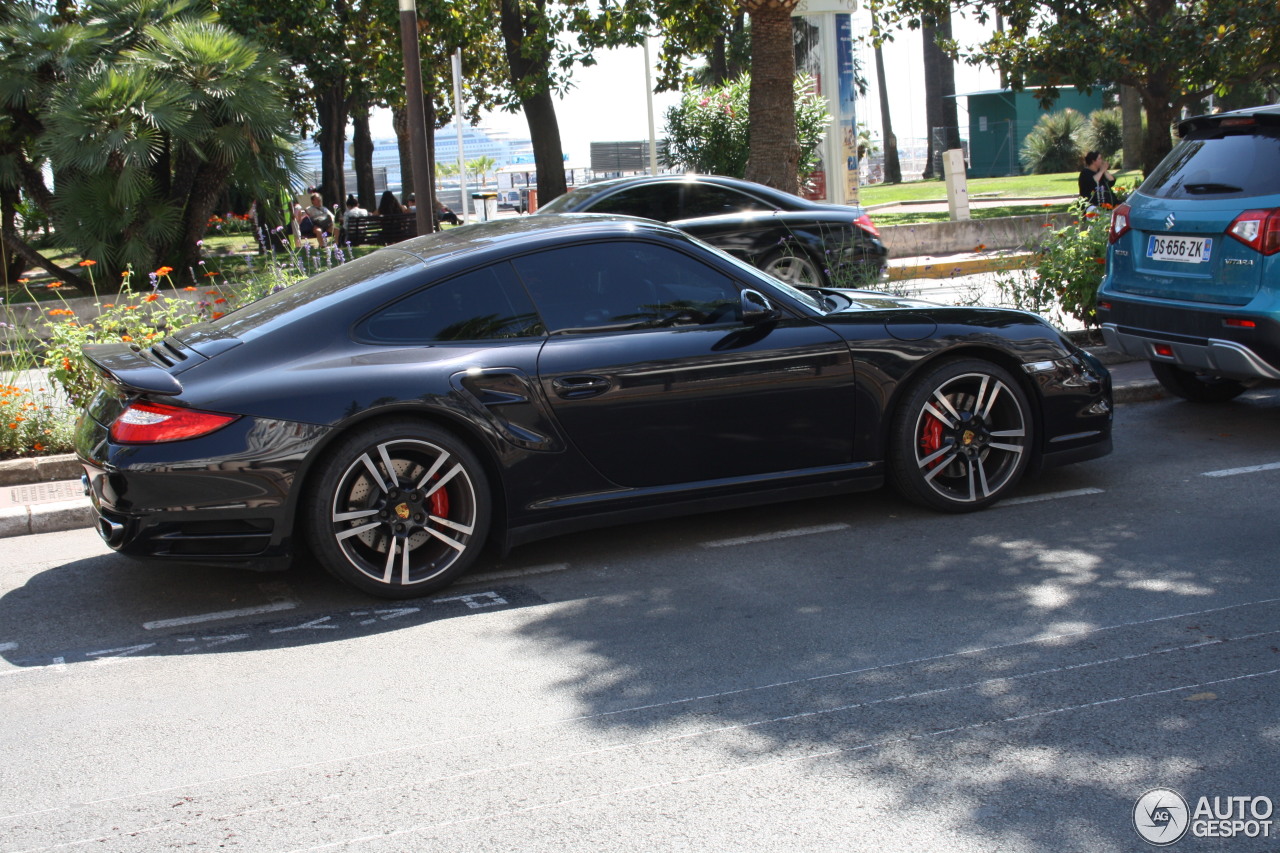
[{"x1": 97, "y1": 517, "x2": 125, "y2": 548}]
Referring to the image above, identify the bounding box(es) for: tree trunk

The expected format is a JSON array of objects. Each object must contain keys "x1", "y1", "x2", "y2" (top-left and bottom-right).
[
  {"x1": 1140, "y1": 92, "x2": 1177, "y2": 176},
  {"x1": 1, "y1": 185, "x2": 25, "y2": 285},
  {"x1": 315, "y1": 81, "x2": 348, "y2": 212},
  {"x1": 920, "y1": 11, "x2": 959, "y2": 180},
  {"x1": 175, "y1": 161, "x2": 234, "y2": 274},
  {"x1": 1120, "y1": 85, "x2": 1144, "y2": 171},
  {"x1": 352, "y1": 106, "x2": 376, "y2": 211},
  {"x1": 393, "y1": 105, "x2": 413, "y2": 197},
  {"x1": 498, "y1": 0, "x2": 568, "y2": 202},
  {"x1": 872, "y1": 18, "x2": 901, "y2": 184},
  {"x1": 741, "y1": 1, "x2": 799, "y2": 194}
]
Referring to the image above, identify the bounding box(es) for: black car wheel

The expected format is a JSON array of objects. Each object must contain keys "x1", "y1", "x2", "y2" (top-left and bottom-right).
[
  {"x1": 890, "y1": 359, "x2": 1032, "y2": 511},
  {"x1": 1149, "y1": 361, "x2": 1247, "y2": 403},
  {"x1": 762, "y1": 249, "x2": 826, "y2": 288},
  {"x1": 306, "y1": 420, "x2": 491, "y2": 598}
]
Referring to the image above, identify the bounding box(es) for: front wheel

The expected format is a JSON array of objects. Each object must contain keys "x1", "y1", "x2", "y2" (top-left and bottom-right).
[
  {"x1": 305, "y1": 420, "x2": 491, "y2": 599},
  {"x1": 1149, "y1": 361, "x2": 1247, "y2": 403},
  {"x1": 889, "y1": 359, "x2": 1033, "y2": 512}
]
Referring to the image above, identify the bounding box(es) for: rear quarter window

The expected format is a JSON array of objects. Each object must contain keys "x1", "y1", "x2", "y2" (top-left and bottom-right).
[{"x1": 1141, "y1": 128, "x2": 1280, "y2": 200}]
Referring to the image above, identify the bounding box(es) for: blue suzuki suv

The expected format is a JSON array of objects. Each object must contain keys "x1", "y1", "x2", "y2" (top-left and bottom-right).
[{"x1": 1097, "y1": 105, "x2": 1280, "y2": 401}]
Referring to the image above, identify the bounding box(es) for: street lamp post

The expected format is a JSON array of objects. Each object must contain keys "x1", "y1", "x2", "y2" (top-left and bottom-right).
[{"x1": 398, "y1": 0, "x2": 434, "y2": 235}]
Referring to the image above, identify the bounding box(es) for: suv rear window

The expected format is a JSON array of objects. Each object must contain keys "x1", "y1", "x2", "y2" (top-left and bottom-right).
[{"x1": 1140, "y1": 127, "x2": 1280, "y2": 200}]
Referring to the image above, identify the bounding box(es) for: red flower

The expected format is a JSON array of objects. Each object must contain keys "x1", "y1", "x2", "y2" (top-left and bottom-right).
[
  {"x1": 144, "y1": 294, "x2": 159, "y2": 302},
  {"x1": 78, "y1": 259, "x2": 97, "y2": 267}
]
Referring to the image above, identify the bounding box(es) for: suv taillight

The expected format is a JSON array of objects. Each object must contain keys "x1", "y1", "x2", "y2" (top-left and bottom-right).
[
  {"x1": 1227, "y1": 209, "x2": 1280, "y2": 255},
  {"x1": 1108, "y1": 203, "x2": 1131, "y2": 244},
  {"x1": 110, "y1": 401, "x2": 238, "y2": 444}
]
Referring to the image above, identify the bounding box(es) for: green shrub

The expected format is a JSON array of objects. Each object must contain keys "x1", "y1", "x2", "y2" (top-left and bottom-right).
[
  {"x1": 1020, "y1": 109, "x2": 1087, "y2": 174},
  {"x1": 1083, "y1": 107, "x2": 1124, "y2": 162},
  {"x1": 663, "y1": 74, "x2": 829, "y2": 181}
]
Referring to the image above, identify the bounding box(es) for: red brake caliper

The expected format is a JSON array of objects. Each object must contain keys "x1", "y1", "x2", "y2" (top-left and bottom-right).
[
  {"x1": 920, "y1": 413, "x2": 945, "y2": 469},
  {"x1": 429, "y1": 477, "x2": 450, "y2": 519}
]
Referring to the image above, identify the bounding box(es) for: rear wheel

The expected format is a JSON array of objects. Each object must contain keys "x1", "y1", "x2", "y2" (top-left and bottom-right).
[
  {"x1": 762, "y1": 249, "x2": 825, "y2": 288},
  {"x1": 890, "y1": 359, "x2": 1033, "y2": 512},
  {"x1": 305, "y1": 420, "x2": 490, "y2": 599},
  {"x1": 1149, "y1": 361, "x2": 1247, "y2": 403}
]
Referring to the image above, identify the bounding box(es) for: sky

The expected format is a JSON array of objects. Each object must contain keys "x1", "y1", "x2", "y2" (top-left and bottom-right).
[{"x1": 370, "y1": 12, "x2": 1002, "y2": 166}]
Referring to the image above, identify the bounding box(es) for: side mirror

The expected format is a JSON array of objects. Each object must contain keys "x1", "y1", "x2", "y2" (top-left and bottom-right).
[{"x1": 741, "y1": 289, "x2": 781, "y2": 324}]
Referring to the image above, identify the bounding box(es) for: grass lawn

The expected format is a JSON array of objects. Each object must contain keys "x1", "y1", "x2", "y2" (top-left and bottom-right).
[{"x1": 857, "y1": 169, "x2": 1143, "y2": 207}]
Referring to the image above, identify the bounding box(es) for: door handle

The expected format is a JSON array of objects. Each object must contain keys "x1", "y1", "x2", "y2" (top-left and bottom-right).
[{"x1": 552, "y1": 375, "x2": 612, "y2": 399}]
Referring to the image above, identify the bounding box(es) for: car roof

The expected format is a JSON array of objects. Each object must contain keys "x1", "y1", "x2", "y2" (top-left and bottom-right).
[
  {"x1": 551, "y1": 174, "x2": 817, "y2": 208},
  {"x1": 1177, "y1": 104, "x2": 1280, "y2": 137}
]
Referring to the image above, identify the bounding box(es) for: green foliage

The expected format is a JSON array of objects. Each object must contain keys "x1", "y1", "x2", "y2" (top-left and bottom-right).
[
  {"x1": 0, "y1": 383, "x2": 74, "y2": 458},
  {"x1": 663, "y1": 74, "x2": 829, "y2": 181},
  {"x1": 1083, "y1": 107, "x2": 1123, "y2": 162},
  {"x1": 1019, "y1": 109, "x2": 1086, "y2": 174},
  {"x1": 994, "y1": 190, "x2": 1131, "y2": 327},
  {"x1": 0, "y1": 0, "x2": 297, "y2": 289}
]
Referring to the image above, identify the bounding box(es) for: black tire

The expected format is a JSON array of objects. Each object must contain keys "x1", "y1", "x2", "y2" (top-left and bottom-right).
[
  {"x1": 305, "y1": 420, "x2": 491, "y2": 599},
  {"x1": 762, "y1": 249, "x2": 826, "y2": 288},
  {"x1": 1149, "y1": 361, "x2": 1247, "y2": 403},
  {"x1": 889, "y1": 359, "x2": 1033, "y2": 512}
]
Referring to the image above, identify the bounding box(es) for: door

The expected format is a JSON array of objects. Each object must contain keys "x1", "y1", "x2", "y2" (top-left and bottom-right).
[{"x1": 512, "y1": 240, "x2": 856, "y2": 487}]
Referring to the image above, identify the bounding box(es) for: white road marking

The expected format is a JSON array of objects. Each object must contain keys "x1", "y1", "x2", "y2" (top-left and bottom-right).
[
  {"x1": 1202, "y1": 461, "x2": 1280, "y2": 478},
  {"x1": 351, "y1": 607, "x2": 420, "y2": 626},
  {"x1": 469, "y1": 562, "x2": 571, "y2": 582},
  {"x1": 142, "y1": 582, "x2": 300, "y2": 631},
  {"x1": 0, "y1": 642, "x2": 16, "y2": 652},
  {"x1": 1000, "y1": 487, "x2": 1105, "y2": 506},
  {"x1": 433, "y1": 591, "x2": 508, "y2": 609},
  {"x1": 269, "y1": 617, "x2": 336, "y2": 634},
  {"x1": 701, "y1": 523, "x2": 849, "y2": 549},
  {"x1": 86, "y1": 644, "x2": 155, "y2": 665}
]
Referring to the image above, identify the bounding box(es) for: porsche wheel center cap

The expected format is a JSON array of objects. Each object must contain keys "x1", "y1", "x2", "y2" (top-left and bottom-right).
[{"x1": 394, "y1": 503, "x2": 411, "y2": 520}]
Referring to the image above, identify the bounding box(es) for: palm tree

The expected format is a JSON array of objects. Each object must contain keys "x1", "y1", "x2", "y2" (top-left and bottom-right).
[
  {"x1": 468, "y1": 155, "x2": 497, "y2": 188},
  {"x1": 870, "y1": 1, "x2": 902, "y2": 183},
  {"x1": 738, "y1": 0, "x2": 800, "y2": 194}
]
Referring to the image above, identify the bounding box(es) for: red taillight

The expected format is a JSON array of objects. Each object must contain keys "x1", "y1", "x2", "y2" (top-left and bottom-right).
[
  {"x1": 1108, "y1": 203, "x2": 1131, "y2": 244},
  {"x1": 1224, "y1": 318, "x2": 1257, "y2": 328},
  {"x1": 854, "y1": 213, "x2": 881, "y2": 239},
  {"x1": 110, "y1": 401, "x2": 238, "y2": 444},
  {"x1": 1227, "y1": 208, "x2": 1280, "y2": 255}
]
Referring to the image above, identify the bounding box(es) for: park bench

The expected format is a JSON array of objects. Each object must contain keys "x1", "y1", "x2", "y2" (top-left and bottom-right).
[{"x1": 342, "y1": 213, "x2": 419, "y2": 246}]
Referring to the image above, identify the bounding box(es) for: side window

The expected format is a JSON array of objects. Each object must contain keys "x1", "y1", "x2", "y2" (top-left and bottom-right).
[
  {"x1": 680, "y1": 184, "x2": 773, "y2": 218},
  {"x1": 586, "y1": 185, "x2": 683, "y2": 221},
  {"x1": 355, "y1": 263, "x2": 545, "y2": 343},
  {"x1": 512, "y1": 242, "x2": 743, "y2": 333}
]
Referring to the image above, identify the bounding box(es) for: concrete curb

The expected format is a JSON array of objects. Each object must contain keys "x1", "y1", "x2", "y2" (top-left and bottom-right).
[
  {"x1": 0, "y1": 453, "x2": 82, "y2": 487},
  {"x1": 889, "y1": 254, "x2": 1030, "y2": 281}
]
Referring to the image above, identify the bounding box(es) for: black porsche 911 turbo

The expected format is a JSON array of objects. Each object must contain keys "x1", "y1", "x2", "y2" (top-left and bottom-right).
[
  {"x1": 76, "y1": 214, "x2": 1112, "y2": 599},
  {"x1": 536, "y1": 174, "x2": 888, "y2": 288}
]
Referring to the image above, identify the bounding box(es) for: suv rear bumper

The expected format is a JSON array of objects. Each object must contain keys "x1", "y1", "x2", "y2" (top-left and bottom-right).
[{"x1": 1100, "y1": 323, "x2": 1280, "y2": 380}]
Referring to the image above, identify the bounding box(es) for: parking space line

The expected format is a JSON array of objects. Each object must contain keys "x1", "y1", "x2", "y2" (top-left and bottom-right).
[
  {"x1": 1001, "y1": 487, "x2": 1105, "y2": 506},
  {"x1": 142, "y1": 601, "x2": 297, "y2": 631},
  {"x1": 701, "y1": 523, "x2": 849, "y2": 549},
  {"x1": 0, "y1": 642, "x2": 16, "y2": 653},
  {"x1": 1201, "y1": 461, "x2": 1280, "y2": 478},
  {"x1": 469, "y1": 562, "x2": 571, "y2": 582}
]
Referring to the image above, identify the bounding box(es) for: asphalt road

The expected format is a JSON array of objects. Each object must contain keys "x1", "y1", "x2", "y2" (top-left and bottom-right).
[{"x1": 2, "y1": 390, "x2": 1279, "y2": 852}]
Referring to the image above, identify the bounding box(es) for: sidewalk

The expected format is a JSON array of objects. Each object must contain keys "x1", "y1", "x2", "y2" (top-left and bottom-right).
[{"x1": 0, "y1": 355, "x2": 1162, "y2": 542}]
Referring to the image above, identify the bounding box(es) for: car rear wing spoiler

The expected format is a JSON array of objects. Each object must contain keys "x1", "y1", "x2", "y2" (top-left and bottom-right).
[{"x1": 82, "y1": 343, "x2": 183, "y2": 397}]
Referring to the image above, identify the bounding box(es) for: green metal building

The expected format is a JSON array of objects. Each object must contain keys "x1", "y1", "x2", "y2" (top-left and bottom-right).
[{"x1": 959, "y1": 87, "x2": 1107, "y2": 178}]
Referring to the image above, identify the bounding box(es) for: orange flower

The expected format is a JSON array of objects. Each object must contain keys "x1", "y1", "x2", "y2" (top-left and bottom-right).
[
  {"x1": 214, "y1": 297, "x2": 226, "y2": 304},
  {"x1": 155, "y1": 266, "x2": 174, "y2": 276},
  {"x1": 974, "y1": 244, "x2": 987, "y2": 251},
  {"x1": 124, "y1": 305, "x2": 139, "y2": 311},
  {"x1": 1095, "y1": 258, "x2": 1106, "y2": 264},
  {"x1": 62, "y1": 358, "x2": 72, "y2": 371},
  {"x1": 33, "y1": 443, "x2": 44, "y2": 452},
  {"x1": 46, "y1": 282, "x2": 63, "y2": 288},
  {"x1": 184, "y1": 286, "x2": 197, "y2": 291},
  {"x1": 17, "y1": 278, "x2": 28, "y2": 284},
  {"x1": 144, "y1": 294, "x2": 159, "y2": 302},
  {"x1": 120, "y1": 335, "x2": 133, "y2": 342},
  {"x1": 203, "y1": 271, "x2": 221, "y2": 277},
  {"x1": 78, "y1": 259, "x2": 97, "y2": 267},
  {"x1": 1084, "y1": 211, "x2": 1098, "y2": 219},
  {"x1": 205, "y1": 290, "x2": 219, "y2": 295},
  {"x1": 211, "y1": 312, "x2": 225, "y2": 319},
  {"x1": 1042, "y1": 223, "x2": 1053, "y2": 228}
]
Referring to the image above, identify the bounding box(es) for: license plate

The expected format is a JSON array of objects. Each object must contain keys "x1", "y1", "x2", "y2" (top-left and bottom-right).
[{"x1": 1147, "y1": 235, "x2": 1212, "y2": 263}]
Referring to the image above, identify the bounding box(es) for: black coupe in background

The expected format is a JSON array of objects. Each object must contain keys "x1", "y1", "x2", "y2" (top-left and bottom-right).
[
  {"x1": 536, "y1": 174, "x2": 889, "y2": 288},
  {"x1": 76, "y1": 215, "x2": 1112, "y2": 599}
]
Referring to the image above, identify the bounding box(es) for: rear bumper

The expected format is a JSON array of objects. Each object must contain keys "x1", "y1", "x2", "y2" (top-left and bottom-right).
[{"x1": 1101, "y1": 323, "x2": 1280, "y2": 380}]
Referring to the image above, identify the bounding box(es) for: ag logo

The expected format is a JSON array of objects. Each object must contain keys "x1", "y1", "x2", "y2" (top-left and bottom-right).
[{"x1": 1134, "y1": 788, "x2": 1190, "y2": 845}]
